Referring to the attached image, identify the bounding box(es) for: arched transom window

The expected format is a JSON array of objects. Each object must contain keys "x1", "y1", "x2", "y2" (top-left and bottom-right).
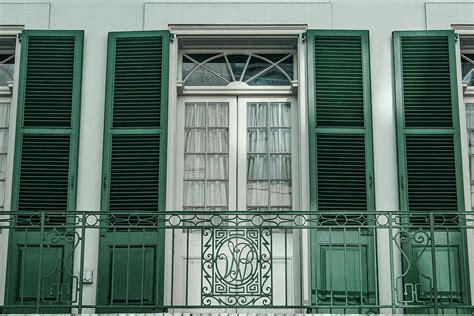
[{"x1": 182, "y1": 53, "x2": 294, "y2": 87}]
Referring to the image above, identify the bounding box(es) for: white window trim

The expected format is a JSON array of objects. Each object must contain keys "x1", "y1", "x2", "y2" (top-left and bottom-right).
[{"x1": 167, "y1": 25, "x2": 308, "y2": 210}]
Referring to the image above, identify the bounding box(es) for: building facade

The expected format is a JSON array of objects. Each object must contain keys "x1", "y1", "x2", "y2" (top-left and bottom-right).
[{"x1": 0, "y1": 0, "x2": 474, "y2": 314}]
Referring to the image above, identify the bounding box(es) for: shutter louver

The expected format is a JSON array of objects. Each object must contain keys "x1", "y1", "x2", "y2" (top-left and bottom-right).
[
  {"x1": 113, "y1": 37, "x2": 163, "y2": 128},
  {"x1": 18, "y1": 135, "x2": 70, "y2": 211},
  {"x1": 317, "y1": 134, "x2": 367, "y2": 211},
  {"x1": 406, "y1": 135, "x2": 457, "y2": 211},
  {"x1": 401, "y1": 37, "x2": 452, "y2": 128},
  {"x1": 24, "y1": 37, "x2": 75, "y2": 127},
  {"x1": 314, "y1": 36, "x2": 364, "y2": 127},
  {"x1": 308, "y1": 30, "x2": 374, "y2": 212},
  {"x1": 110, "y1": 135, "x2": 160, "y2": 211},
  {"x1": 393, "y1": 31, "x2": 463, "y2": 213}
]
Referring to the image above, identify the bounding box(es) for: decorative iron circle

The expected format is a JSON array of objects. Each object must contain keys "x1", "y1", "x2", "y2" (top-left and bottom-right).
[
  {"x1": 169, "y1": 215, "x2": 181, "y2": 226},
  {"x1": 251, "y1": 215, "x2": 264, "y2": 226},
  {"x1": 210, "y1": 215, "x2": 223, "y2": 226},
  {"x1": 85, "y1": 214, "x2": 99, "y2": 226},
  {"x1": 293, "y1": 215, "x2": 306, "y2": 226},
  {"x1": 376, "y1": 214, "x2": 389, "y2": 226},
  {"x1": 334, "y1": 214, "x2": 348, "y2": 226}
]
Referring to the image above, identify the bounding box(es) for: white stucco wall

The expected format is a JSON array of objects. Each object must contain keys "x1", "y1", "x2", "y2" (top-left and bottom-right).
[{"x1": 0, "y1": 0, "x2": 473, "y2": 311}]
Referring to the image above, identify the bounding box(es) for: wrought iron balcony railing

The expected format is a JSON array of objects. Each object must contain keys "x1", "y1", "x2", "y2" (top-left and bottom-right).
[{"x1": 0, "y1": 210, "x2": 473, "y2": 314}]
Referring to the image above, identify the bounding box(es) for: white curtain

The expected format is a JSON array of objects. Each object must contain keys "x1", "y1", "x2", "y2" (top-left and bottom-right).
[
  {"x1": 247, "y1": 102, "x2": 292, "y2": 210},
  {"x1": 183, "y1": 102, "x2": 229, "y2": 209}
]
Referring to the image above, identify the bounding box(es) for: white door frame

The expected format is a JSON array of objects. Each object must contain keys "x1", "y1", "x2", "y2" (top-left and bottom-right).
[{"x1": 166, "y1": 95, "x2": 301, "y2": 312}]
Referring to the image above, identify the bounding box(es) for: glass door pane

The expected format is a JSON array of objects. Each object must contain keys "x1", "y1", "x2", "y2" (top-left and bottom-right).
[
  {"x1": 245, "y1": 101, "x2": 292, "y2": 211},
  {"x1": 183, "y1": 101, "x2": 230, "y2": 211}
]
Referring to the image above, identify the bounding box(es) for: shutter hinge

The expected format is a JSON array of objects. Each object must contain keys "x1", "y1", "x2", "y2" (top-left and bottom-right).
[
  {"x1": 103, "y1": 174, "x2": 108, "y2": 191},
  {"x1": 454, "y1": 33, "x2": 459, "y2": 42},
  {"x1": 70, "y1": 173, "x2": 76, "y2": 190},
  {"x1": 368, "y1": 175, "x2": 373, "y2": 190},
  {"x1": 17, "y1": 32, "x2": 22, "y2": 43},
  {"x1": 400, "y1": 174, "x2": 405, "y2": 191},
  {"x1": 301, "y1": 32, "x2": 307, "y2": 43},
  {"x1": 170, "y1": 33, "x2": 175, "y2": 43}
]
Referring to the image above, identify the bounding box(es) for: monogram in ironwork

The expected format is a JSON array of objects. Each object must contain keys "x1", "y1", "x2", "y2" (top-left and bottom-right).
[{"x1": 201, "y1": 228, "x2": 272, "y2": 306}]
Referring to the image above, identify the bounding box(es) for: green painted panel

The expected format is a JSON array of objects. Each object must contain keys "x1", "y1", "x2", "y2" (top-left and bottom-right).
[
  {"x1": 415, "y1": 246, "x2": 461, "y2": 299},
  {"x1": 108, "y1": 246, "x2": 156, "y2": 304},
  {"x1": 319, "y1": 245, "x2": 369, "y2": 295},
  {"x1": 5, "y1": 230, "x2": 76, "y2": 313},
  {"x1": 312, "y1": 230, "x2": 377, "y2": 307},
  {"x1": 16, "y1": 246, "x2": 66, "y2": 301}
]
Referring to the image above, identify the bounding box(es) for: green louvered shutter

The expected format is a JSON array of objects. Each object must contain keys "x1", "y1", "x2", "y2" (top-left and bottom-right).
[
  {"x1": 97, "y1": 31, "x2": 169, "y2": 312},
  {"x1": 307, "y1": 30, "x2": 376, "y2": 313},
  {"x1": 394, "y1": 31, "x2": 464, "y2": 213},
  {"x1": 5, "y1": 30, "x2": 83, "y2": 312},
  {"x1": 393, "y1": 30, "x2": 469, "y2": 312}
]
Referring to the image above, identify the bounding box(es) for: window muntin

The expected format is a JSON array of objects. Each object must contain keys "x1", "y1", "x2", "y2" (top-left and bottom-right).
[{"x1": 182, "y1": 53, "x2": 294, "y2": 87}]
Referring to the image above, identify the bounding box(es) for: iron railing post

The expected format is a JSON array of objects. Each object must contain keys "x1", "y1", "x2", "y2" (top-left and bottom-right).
[
  {"x1": 429, "y1": 211, "x2": 438, "y2": 313},
  {"x1": 388, "y1": 211, "x2": 396, "y2": 314},
  {"x1": 35, "y1": 211, "x2": 45, "y2": 312},
  {"x1": 78, "y1": 211, "x2": 86, "y2": 313}
]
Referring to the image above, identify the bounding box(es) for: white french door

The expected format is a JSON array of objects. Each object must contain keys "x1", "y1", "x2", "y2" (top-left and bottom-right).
[
  {"x1": 176, "y1": 95, "x2": 298, "y2": 212},
  {"x1": 171, "y1": 95, "x2": 299, "y2": 311}
]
